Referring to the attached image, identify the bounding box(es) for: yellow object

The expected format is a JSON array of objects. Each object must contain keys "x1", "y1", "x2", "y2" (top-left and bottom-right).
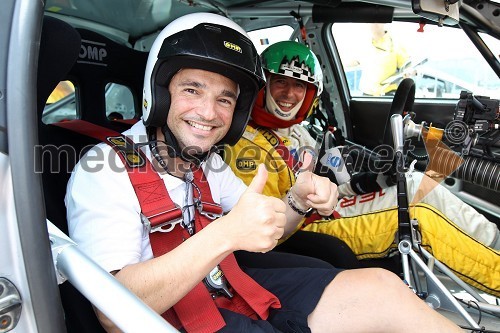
[
  {"x1": 304, "y1": 203, "x2": 500, "y2": 297},
  {"x1": 424, "y1": 124, "x2": 444, "y2": 143},
  {"x1": 46, "y1": 80, "x2": 74, "y2": 104},
  {"x1": 359, "y1": 33, "x2": 409, "y2": 96},
  {"x1": 224, "y1": 125, "x2": 296, "y2": 199},
  {"x1": 226, "y1": 126, "x2": 500, "y2": 296}
]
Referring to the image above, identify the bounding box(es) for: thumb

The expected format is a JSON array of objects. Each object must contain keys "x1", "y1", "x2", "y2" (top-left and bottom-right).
[{"x1": 246, "y1": 164, "x2": 268, "y2": 194}]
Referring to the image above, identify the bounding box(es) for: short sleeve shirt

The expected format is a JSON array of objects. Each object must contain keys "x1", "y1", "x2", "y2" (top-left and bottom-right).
[{"x1": 65, "y1": 121, "x2": 247, "y2": 273}]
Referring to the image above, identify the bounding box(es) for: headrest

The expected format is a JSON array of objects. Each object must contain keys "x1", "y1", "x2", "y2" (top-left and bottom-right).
[
  {"x1": 70, "y1": 29, "x2": 148, "y2": 124},
  {"x1": 37, "y1": 16, "x2": 81, "y2": 116}
]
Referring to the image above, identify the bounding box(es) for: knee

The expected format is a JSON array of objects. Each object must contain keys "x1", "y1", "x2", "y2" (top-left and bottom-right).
[
  {"x1": 335, "y1": 267, "x2": 404, "y2": 292},
  {"x1": 366, "y1": 267, "x2": 403, "y2": 287},
  {"x1": 318, "y1": 268, "x2": 411, "y2": 313}
]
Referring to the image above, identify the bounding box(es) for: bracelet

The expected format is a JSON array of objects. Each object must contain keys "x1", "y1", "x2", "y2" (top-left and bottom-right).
[{"x1": 287, "y1": 191, "x2": 313, "y2": 216}]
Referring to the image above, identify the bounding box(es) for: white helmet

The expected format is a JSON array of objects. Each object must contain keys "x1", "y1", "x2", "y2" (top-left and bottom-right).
[{"x1": 142, "y1": 12, "x2": 265, "y2": 146}]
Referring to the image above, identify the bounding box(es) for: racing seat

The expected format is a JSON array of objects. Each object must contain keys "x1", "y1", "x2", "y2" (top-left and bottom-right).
[
  {"x1": 37, "y1": 15, "x2": 147, "y2": 333},
  {"x1": 38, "y1": 17, "x2": 148, "y2": 234},
  {"x1": 37, "y1": 15, "x2": 106, "y2": 333},
  {"x1": 69, "y1": 27, "x2": 146, "y2": 128}
]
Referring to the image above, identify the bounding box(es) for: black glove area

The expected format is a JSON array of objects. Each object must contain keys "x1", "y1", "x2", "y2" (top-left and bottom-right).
[{"x1": 350, "y1": 172, "x2": 381, "y2": 194}]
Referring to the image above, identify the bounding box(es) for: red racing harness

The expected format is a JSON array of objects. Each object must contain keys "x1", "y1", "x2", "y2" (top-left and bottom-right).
[{"x1": 56, "y1": 120, "x2": 281, "y2": 333}]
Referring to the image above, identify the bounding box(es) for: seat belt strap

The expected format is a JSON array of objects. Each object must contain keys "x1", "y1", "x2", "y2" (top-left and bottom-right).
[
  {"x1": 149, "y1": 211, "x2": 227, "y2": 333},
  {"x1": 54, "y1": 120, "x2": 281, "y2": 332},
  {"x1": 54, "y1": 120, "x2": 182, "y2": 229},
  {"x1": 192, "y1": 168, "x2": 281, "y2": 319}
]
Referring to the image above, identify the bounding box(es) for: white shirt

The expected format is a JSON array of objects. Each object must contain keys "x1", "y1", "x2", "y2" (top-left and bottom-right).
[{"x1": 65, "y1": 121, "x2": 247, "y2": 272}]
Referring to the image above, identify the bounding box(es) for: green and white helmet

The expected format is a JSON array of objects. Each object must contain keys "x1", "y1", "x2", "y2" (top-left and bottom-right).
[
  {"x1": 257, "y1": 41, "x2": 323, "y2": 125},
  {"x1": 261, "y1": 40, "x2": 323, "y2": 96}
]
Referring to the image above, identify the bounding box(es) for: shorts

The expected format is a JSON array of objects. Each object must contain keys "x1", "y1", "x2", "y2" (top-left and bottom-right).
[{"x1": 216, "y1": 265, "x2": 340, "y2": 333}]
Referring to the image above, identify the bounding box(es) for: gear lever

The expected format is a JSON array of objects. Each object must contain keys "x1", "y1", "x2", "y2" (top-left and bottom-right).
[
  {"x1": 390, "y1": 114, "x2": 411, "y2": 242},
  {"x1": 390, "y1": 114, "x2": 482, "y2": 329},
  {"x1": 391, "y1": 114, "x2": 405, "y2": 157}
]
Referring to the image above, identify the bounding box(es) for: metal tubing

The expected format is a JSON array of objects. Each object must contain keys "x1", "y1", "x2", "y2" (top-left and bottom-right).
[
  {"x1": 419, "y1": 247, "x2": 489, "y2": 304},
  {"x1": 408, "y1": 249, "x2": 481, "y2": 328},
  {"x1": 48, "y1": 221, "x2": 178, "y2": 333},
  {"x1": 227, "y1": 6, "x2": 313, "y2": 17}
]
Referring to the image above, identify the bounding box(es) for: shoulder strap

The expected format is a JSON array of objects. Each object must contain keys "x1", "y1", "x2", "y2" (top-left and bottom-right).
[
  {"x1": 320, "y1": 90, "x2": 345, "y2": 146},
  {"x1": 54, "y1": 120, "x2": 182, "y2": 228},
  {"x1": 55, "y1": 120, "x2": 281, "y2": 332}
]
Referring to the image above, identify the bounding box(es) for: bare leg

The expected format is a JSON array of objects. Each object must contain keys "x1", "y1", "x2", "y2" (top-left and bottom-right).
[{"x1": 308, "y1": 268, "x2": 462, "y2": 333}]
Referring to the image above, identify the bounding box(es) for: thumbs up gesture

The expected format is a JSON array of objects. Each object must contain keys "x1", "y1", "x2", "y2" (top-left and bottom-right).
[
  {"x1": 223, "y1": 164, "x2": 287, "y2": 253},
  {"x1": 283, "y1": 150, "x2": 338, "y2": 217},
  {"x1": 291, "y1": 170, "x2": 338, "y2": 218},
  {"x1": 246, "y1": 162, "x2": 269, "y2": 194}
]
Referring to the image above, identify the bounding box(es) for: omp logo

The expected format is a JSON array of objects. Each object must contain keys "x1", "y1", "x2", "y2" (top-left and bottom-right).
[
  {"x1": 211, "y1": 269, "x2": 223, "y2": 281},
  {"x1": 78, "y1": 39, "x2": 108, "y2": 67},
  {"x1": 236, "y1": 158, "x2": 256, "y2": 170},
  {"x1": 224, "y1": 41, "x2": 242, "y2": 53},
  {"x1": 106, "y1": 136, "x2": 145, "y2": 168}
]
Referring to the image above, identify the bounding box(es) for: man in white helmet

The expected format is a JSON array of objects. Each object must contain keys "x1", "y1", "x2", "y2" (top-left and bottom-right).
[{"x1": 66, "y1": 13, "x2": 462, "y2": 333}]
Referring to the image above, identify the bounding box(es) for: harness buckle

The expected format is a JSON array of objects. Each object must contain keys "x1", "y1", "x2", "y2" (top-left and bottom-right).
[
  {"x1": 203, "y1": 266, "x2": 233, "y2": 299},
  {"x1": 141, "y1": 206, "x2": 183, "y2": 233},
  {"x1": 197, "y1": 202, "x2": 223, "y2": 220}
]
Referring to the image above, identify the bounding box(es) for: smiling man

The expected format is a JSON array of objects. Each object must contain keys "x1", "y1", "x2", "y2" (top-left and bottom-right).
[
  {"x1": 157, "y1": 68, "x2": 239, "y2": 176},
  {"x1": 166, "y1": 70, "x2": 238, "y2": 147},
  {"x1": 66, "y1": 13, "x2": 462, "y2": 333},
  {"x1": 266, "y1": 74, "x2": 307, "y2": 119},
  {"x1": 225, "y1": 40, "x2": 499, "y2": 297}
]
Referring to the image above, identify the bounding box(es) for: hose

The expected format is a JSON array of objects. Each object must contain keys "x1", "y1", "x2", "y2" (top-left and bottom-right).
[{"x1": 429, "y1": 147, "x2": 500, "y2": 192}]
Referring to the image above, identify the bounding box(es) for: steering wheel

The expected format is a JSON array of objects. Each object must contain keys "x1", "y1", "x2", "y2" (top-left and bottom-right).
[{"x1": 382, "y1": 78, "x2": 416, "y2": 146}]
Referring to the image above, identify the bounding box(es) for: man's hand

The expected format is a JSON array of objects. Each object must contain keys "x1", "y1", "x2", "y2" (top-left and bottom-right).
[
  {"x1": 223, "y1": 164, "x2": 287, "y2": 253},
  {"x1": 290, "y1": 171, "x2": 338, "y2": 217}
]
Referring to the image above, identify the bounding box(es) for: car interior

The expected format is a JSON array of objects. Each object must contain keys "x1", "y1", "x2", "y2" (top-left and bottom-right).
[{"x1": 1, "y1": 0, "x2": 499, "y2": 332}]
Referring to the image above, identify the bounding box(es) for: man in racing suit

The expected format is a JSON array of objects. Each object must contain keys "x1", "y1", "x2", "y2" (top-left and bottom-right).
[{"x1": 224, "y1": 40, "x2": 500, "y2": 297}]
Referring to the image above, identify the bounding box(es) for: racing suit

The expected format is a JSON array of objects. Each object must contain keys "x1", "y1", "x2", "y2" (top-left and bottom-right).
[{"x1": 224, "y1": 123, "x2": 500, "y2": 297}]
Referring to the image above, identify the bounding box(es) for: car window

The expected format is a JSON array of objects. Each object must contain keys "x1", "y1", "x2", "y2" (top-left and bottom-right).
[
  {"x1": 332, "y1": 22, "x2": 499, "y2": 99},
  {"x1": 247, "y1": 25, "x2": 294, "y2": 54},
  {"x1": 42, "y1": 80, "x2": 77, "y2": 124},
  {"x1": 42, "y1": 81, "x2": 136, "y2": 124},
  {"x1": 105, "y1": 83, "x2": 136, "y2": 120}
]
